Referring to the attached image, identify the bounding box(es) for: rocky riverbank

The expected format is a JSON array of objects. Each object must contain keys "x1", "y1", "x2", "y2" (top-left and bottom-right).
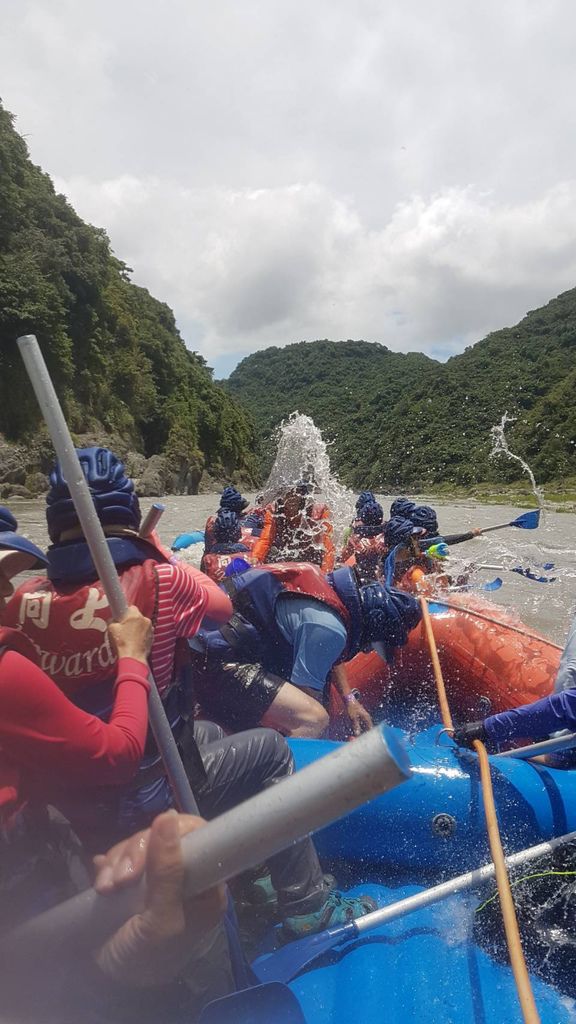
[{"x1": 0, "y1": 431, "x2": 254, "y2": 500}]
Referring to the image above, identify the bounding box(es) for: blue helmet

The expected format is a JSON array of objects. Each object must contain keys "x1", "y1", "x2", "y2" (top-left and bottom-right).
[
  {"x1": 214, "y1": 509, "x2": 242, "y2": 544},
  {"x1": 46, "y1": 447, "x2": 141, "y2": 543},
  {"x1": 356, "y1": 491, "x2": 375, "y2": 512},
  {"x1": 359, "y1": 500, "x2": 384, "y2": 527},
  {"x1": 410, "y1": 505, "x2": 439, "y2": 536},
  {"x1": 389, "y1": 497, "x2": 416, "y2": 519},
  {"x1": 0, "y1": 506, "x2": 47, "y2": 569},
  {"x1": 384, "y1": 515, "x2": 423, "y2": 548},
  {"x1": 359, "y1": 582, "x2": 421, "y2": 661},
  {"x1": 220, "y1": 486, "x2": 249, "y2": 513}
]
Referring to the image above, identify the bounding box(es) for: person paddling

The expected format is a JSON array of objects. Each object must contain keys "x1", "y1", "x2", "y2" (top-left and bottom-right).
[
  {"x1": 189, "y1": 561, "x2": 422, "y2": 738},
  {"x1": 200, "y1": 509, "x2": 256, "y2": 581},
  {"x1": 4, "y1": 465, "x2": 375, "y2": 940},
  {"x1": 340, "y1": 499, "x2": 388, "y2": 582},
  {"x1": 260, "y1": 480, "x2": 336, "y2": 571},
  {"x1": 0, "y1": 506, "x2": 155, "y2": 826}
]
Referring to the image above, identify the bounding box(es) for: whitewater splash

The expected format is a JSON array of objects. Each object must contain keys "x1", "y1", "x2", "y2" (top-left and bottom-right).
[
  {"x1": 261, "y1": 412, "x2": 356, "y2": 546},
  {"x1": 490, "y1": 412, "x2": 544, "y2": 507}
]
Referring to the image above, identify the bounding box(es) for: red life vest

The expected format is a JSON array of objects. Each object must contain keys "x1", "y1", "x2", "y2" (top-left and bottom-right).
[
  {"x1": 3, "y1": 562, "x2": 158, "y2": 700},
  {"x1": 247, "y1": 562, "x2": 352, "y2": 633}
]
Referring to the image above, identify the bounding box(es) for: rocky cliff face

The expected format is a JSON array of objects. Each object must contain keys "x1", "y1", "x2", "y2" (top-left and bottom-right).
[{"x1": 0, "y1": 431, "x2": 253, "y2": 500}]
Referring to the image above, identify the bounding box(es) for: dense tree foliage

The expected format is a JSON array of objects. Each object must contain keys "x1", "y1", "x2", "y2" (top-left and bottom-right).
[
  {"x1": 227, "y1": 295, "x2": 576, "y2": 488},
  {"x1": 0, "y1": 102, "x2": 257, "y2": 482}
]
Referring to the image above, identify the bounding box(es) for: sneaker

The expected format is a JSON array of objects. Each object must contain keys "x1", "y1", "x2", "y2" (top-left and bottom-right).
[
  {"x1": 282, "y1": 890, "x2": 377, "y2": 938},
  {"x1": 244, "y1": 872, "x2": 337, "y2": 909}
]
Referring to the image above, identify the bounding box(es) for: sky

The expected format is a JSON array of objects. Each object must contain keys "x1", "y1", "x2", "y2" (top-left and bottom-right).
[{"x1": 2, "y1": 0, "x2": 576, "y2": 377}]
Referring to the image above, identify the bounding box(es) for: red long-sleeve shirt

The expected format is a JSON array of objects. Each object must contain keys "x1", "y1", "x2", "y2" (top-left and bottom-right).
[{"x1": 0, "y1": 651, "x2": 150, "y2": 825}]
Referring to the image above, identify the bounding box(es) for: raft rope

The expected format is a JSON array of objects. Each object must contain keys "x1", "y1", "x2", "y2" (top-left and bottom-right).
[
  {"x1": 475, "y1": 870, "x2": 576, "y2": 915},
  {"x1": 419, "y1": 596, "x2": 542, "y2": 1024},
  {"x1": 429, "y1": 598, "x2": 563, "y2": 651}
]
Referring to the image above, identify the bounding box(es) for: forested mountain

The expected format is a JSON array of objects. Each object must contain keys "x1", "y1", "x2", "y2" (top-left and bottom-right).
[
  {"x1": 226, "y1": 291, "x2": 576, "y2": 489},
  {"x1": 0, "y1": 102, "x2": 257, "y2": 492}
]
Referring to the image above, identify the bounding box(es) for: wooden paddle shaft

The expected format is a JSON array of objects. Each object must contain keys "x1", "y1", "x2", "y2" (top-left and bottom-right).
[
  {"x1": 474, "y1": 739, "x2": 541, "y2": 1023},
  {"x1": 419, "y1": 594, "x2": 541, "y2": 1024},
  {"x1": 419, "y1": 596, "x2": 454, "y2": 731}
]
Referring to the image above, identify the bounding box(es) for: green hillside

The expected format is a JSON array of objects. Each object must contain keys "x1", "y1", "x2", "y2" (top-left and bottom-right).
[
  {"x1": 0, "y1": 101, "x2": 257, "y2": 487},
  {"x1": 226, "y1": 292, "x2": 576, "y2": 489}
]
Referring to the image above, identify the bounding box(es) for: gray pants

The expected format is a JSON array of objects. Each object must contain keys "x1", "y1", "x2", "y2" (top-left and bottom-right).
[{"x1": 195, "y1": 721, "x2": 327, "y2": 915}]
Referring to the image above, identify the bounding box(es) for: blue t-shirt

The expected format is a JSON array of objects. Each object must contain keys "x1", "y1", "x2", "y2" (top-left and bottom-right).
[{"x1": 275, "y1": 595, "x2": 347, "y2": 692}]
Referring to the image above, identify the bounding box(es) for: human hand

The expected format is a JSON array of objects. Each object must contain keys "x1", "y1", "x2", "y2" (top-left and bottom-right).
[
  {"x1": 346, "y1": 699, "x2": 373, "y2": 737},
  {"x1": 452, "y1": 720, "x2": 487, "y2": 749},
  {"x1": 108, "y1": 606, "x2": 153, "y2": 665},
  {"x1": 93, "y1": 811, "x2": 226, "y2": 986},
  {"x1": 471, "y1": 528, "x2": 483, "y2": 537}
]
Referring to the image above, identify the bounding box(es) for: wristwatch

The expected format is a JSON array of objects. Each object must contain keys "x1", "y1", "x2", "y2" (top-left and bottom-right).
[{"x1": 344, "y1": 688, "x2": 362, "y2": 704}]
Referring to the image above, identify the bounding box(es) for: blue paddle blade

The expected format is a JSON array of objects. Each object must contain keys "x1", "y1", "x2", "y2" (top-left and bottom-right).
[
  {"x1": 511, "y1": 509, "x2": 540, "y2": 530},
  {"x1": 541, "y1": 562, "x2": 555, "y2": 571},
  {"x1": 253, "y1": 921, "x2": 357, "y2": 985},
  {"x1": 481, "y1": 577, "x2": 503, "y2": 592},
  {"x1": 199, "y1": 983, "x2": 306, "y2": 1024},
  {"x1": 171, "y1": 530, "x2": 205, "y2": 550},
  {"x1": 428, "y1": 601, "x2": 450, "y2": 615},
  {"x1": 511, "y1": 566, "x2": 556, "y2": 584}
]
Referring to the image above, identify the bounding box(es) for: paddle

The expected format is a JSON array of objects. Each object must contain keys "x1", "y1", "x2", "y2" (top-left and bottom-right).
[
  {"x1": 4, "y1": 723, "x2": 410, "y2": 957},
  {"x1": 477, "y1": 562, "x2": 556, "y2": 584},
  {"x1": 200, "y1": 983, "x2": 306, "y2": 1024},
  {"x1": 253, "y1": 831, "x2": 576, "y2": 985},
  {"x1": 478, "y1": 509, "x2": 540, "y2": 534},
  {"x1": 172, "y1": 530, "x2": 205, "y2": 550}
]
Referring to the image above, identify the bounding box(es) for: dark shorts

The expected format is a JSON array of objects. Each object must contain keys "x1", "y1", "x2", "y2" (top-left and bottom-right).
[{"x1": 190, "y1": 652, "x2": 285, "y2": 732}]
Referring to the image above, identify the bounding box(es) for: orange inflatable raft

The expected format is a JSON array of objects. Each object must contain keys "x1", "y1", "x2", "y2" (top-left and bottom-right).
[{"x1": 329, "y1": 591, "x2": 562, "y2": 733}]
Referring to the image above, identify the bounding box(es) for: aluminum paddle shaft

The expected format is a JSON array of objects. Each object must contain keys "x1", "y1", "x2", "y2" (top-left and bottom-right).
[
  {"x1": 4, "y1": 725, "x2": 410, "y2": 956},
  {"x1": 17, "y1": 334, "x2": 198, "y2": 814}
]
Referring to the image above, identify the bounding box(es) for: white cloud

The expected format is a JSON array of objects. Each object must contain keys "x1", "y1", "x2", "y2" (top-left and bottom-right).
[
  {"x1": 55, "y1": 174, "x2": 576, "y2": 361},
  {"x1": 3, "y1": 0, "x2": 576, "y2": 368}
]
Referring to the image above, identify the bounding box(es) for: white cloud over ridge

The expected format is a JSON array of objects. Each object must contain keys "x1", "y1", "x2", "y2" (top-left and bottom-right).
[
  {"x1": 56, "y1": 174, "x2": 576, "y2": 364},
  {"x1": 3, "y1": 0, "x2": 576, "y2": 370}
]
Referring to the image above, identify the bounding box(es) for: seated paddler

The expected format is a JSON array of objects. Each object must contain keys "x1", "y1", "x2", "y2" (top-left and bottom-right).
[
  {"x1": 189, "y1": 559, "x2": 422, "y2": 739},
  {"x1": 263, "y1": 479, "x2": 335, "y2": 571},
  {"x1": 3, "y1": 446, "x2": 232, "y2": 843},
  {"x1": 340, "y1": 498, "x2": 388, "y2": 582},
  {"x1": 203, "y1": 487, "x2": 247, "y2": 551},
  {"x1": 200, "y1": 509, "x2": 256, "y2": 581},
  {"x1": 408, "y1": 503, "x2": 482, "y2": 550},
  {"x1": 342, "y1": 491, "x2": 377, "y2": 546}
]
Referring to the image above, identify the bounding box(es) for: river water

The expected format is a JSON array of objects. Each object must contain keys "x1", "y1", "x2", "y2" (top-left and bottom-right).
[{"x1": 10, "y1": 493, "x2": 576, "y2": 645}]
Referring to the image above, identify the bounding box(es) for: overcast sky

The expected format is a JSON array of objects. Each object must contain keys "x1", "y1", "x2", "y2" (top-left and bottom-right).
[{"x1": 3, "y1": 0, "x2": 576, "y2": 376}]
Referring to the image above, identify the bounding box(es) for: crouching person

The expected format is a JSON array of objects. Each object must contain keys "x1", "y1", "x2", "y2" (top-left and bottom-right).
[{"x1": 189, "y1": 561, "x2": 422, "y2": 739}]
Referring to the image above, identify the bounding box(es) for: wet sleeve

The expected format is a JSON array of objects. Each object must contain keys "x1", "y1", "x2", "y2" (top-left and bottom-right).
[
  {"x1": 420, "y1": 532, "x2": 475, "y2": 549},
  {"x1": 441, "y1": 532, "x2": 476, "y2": 546},
  {"x1": 484, "y1": 688, "x2": 576, "y2": 743},
  {"x1": 0, "y1": 652, "x2": 150, "y2": 786}
]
